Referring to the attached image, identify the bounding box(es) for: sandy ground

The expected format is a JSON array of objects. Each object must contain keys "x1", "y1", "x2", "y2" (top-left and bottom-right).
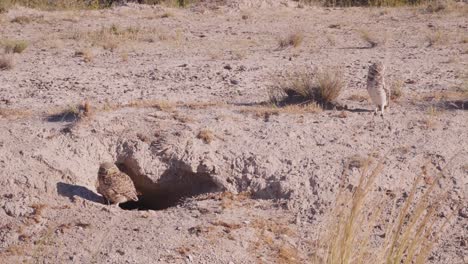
[{"x1": 0, "y1": 1, "x2": 467, "y2": 263}]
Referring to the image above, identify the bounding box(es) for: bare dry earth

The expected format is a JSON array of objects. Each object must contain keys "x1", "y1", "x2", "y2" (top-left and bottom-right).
[{"x1": 0, "y1": 1, "x2": 467, "y2": 263}]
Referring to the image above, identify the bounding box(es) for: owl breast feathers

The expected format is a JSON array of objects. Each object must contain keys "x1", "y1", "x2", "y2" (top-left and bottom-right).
[{"x1": 366, "y1": 62, "x2": 390, "y2": 116}]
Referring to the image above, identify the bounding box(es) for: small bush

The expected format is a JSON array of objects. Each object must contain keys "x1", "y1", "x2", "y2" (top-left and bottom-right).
[
  {"x1": 311, "y1": 0, "x2": 435, "y2": 7},
  {"x1": 74, "y1": 48, "x2": 93, "y2": 62},
  {"x1": 11, "y1": 16, "x2": 31, "y2": 24},
  {"x1": 0, "y1": 54, "x2": 13, "y2": 70},
  {"x1": 197, "y1": 129, "x2": 214, "y2": 144},
  {"x1": 358, "y1": 29, "x2": 379, "y2": 48},
  {"x1": 3, "y1": 40, "x2": 29, "y2": 54},
  {"x1": 278, "y1": 32, "x2": 304, "y2": 49},
  {"x1": 390, "y1": 79, "x2": 404, "y2": 101},
  {"x1": 316, "y1": 69, "x2": 345, "y2": 104},
  {"x1": 270, "y1": 68, "x2": 344, "y2": 108},
  {"x1": 426, "y1": 31, "x2": 443, "y2": 47}
]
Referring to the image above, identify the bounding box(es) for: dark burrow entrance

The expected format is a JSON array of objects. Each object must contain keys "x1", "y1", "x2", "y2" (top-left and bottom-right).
[{"x1": 115, "y1": 162, "x2": 222, "y2": 211}]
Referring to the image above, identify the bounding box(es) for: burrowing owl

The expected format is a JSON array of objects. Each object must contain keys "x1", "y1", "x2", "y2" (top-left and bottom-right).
[
  {"x1": 96, "y1": 162, "x2": 138, "y2": 205},
  {"x1": 366, "y1": 62, "x2": 389, "y2": 116}
]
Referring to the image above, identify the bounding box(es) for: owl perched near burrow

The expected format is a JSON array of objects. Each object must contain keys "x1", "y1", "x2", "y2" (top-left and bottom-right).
[
  {"x1": 366, "y1": 61, "x2": 390, "y2": 116},
  {"x1": 96, "y1": 162, "x2": 138, "y2": 205}
]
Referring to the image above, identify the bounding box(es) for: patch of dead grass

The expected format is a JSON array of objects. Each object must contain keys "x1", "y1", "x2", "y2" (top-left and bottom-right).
[
  {"x1": 270, "y1": 68, "x2": 344, "y2": 108},
  {"x1": 47, "y1": 101, "x2": 93, "y2": 123},
  {"x1": 348, "y1": 93, "x2": 368, "y2": 102},
  {"x1": 0, "y1": 54, "x2": 13, "y2": 70},
  {"x1": 278, "y1": 31, "x2": 304, "y2": 49},
  {"x1": 127, "y1": 100, "x2": 176, "y2": 111},
  {"x1": 358, "y1": 29, "x2": 379, "y2": 48},
  {"x1": 425, "y1": 30, "x2": 447, "y2": 47},
  {"x1": 197, "y1": 129, "x2": 214, "y2": 144},
  {"x1": 76, "y1": 24, "x2": 157, "y2": 51},
  {"x1": 390, "y1": 79, "x2": 404, "y2": 101},
  {"x1": 318, "y1": 157, "x2": 455, "y2": 264},
  {"x1": 2, "y1": 39, "x2": 29, "y2": 54},
  {"x1": 250, "y1": 217, "x2": 300, "y2": 263},
  {"x1": 11, "y1": 15, "x2": 31, "y2": 24},
  {"x1": 74, "y1": 48, "x2": 93, "y2": 62},
  {"x1": 0, "y1": 107, "x2": 31, "y2": 119},
  {"x1": 240, "y1": 104, "x2": 321, "y2": 120}
]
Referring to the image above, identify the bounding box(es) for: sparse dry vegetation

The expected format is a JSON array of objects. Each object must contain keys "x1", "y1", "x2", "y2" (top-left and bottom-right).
[
  {"x1": 316, "y1": 158, "x2": 454, "y2": 264},
  {"x1": 358, "y1": 29, "x2": 379, "y2": 48},
  {"x1": 390, "y1": 79, "x2": 404, "y2": 101},
  {"x1": 270, "y1": 68, "x2": 344, "y2": 109},
  {"x1": 0, "y1": 107, "x2": 31, "y2": 119},
  {"x1": 74, "y1": 48, "x2": 93, "y2": 62},
  {"x1": 197, "y1": 129, "x2": 214, "y2": 144},
  {"x1": 240, "y1": 103, "x2": 322, "y2": 120},
  {"x1": 425, "y1": 31, "x2": 444, "y2": 47},
  {"x1": 2, "y1": 40, "x2": 29, "y2": 54},
  {"x1": 11, "y1": 15, "x2": 32, "y2": 24},
  {"x1": 74, "y1": 24, "x2": 157, "y2": 51},
  {"x1": 48, "y1": 101, "x2": 92, "y2": 123},
  {"x1": 0, "y1": 54, "x2": 14, "y2": 70},
  {"x1": 348, "y1": 93, "x2": 368, "y2": 102},
  {"x1": 0, "y1": 3, "x2": 465, "y2": 263},
  {"x1": 278, "y1": 32, "x2": 304, "y2": 49}
]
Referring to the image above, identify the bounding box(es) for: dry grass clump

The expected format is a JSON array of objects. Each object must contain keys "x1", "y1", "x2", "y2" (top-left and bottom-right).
[
  {"x1": 2, "y1": 40, "x2": 29, "y2": 54},
  {"x1": 48, "y1": 101, "x2": 92, "y2": 123},
  {"x1": 0, "y1": 107, "x2": 31, "y2": 119},
  {"x1": 304, "y1": 0, "x2": 453, "y2": 7},
  {"x1": 347, "y1": 93, "x2": 368, "y2": 102},
  {"x1": 270, "y1": 68, "x2": 344, "y2": 109},
  {"x1": 0, "y1": 0, "x2": 109, "y2": 11},
  {"x1": 358, "y1": 29, "x2": 379, "y2": 48},
  {"x1": 126, "y1": 99, "x2": 175, "y2": 111},
  {"x1": 74, "y1": 48, "x2": 93, "y2": 62},
  {"x1": 390, "y1": 79, "x2": 404, "y2": 101},
  {"x1": 78, "y1": 24, "x2": 154, "y2": 51},
  {"x1": 250, "y1": 217, "x2": 300, "y2": 263},
  {"x1": 0, "y1": 54, "x2": 14, "y2": 70},
  {"x1": 422, "y1": 0, "x2": 457, "y2": 13},
  {"x1": 11, "y1": 15, "x2": 32, "y2": 24},
  {"x1": 315, "y1": 157, "x2": 455, "y2": 264},
  {"x1": 278, "y1": 32, "x2": 304, "y2": 49},
  {"x1": 197, "y1": 129, "x2": 214, "y2": 144},
  {"x1": 240, "y1": 103, "x2": 322, "y2": 120},
  {"x1": 160, "y1": 12, "x2": 174, "y2": 18},
  {"x1": 425, "y1": 31, "x2": 444, "y2": 47}
]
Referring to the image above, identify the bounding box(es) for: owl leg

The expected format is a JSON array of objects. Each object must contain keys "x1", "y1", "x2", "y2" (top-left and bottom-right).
[
  {"x1": 374, "y1": 107, "x2": 379, "y2": 115},
  {"x1": 380, "y1": 105, "x2": 385, "y2": 117}
]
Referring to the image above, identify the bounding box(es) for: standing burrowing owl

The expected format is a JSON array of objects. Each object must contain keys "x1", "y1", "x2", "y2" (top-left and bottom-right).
[
  {"x1": 96, "y1": 162, "x2": 138, "y2": 205},
  {"x1": 366, "y1": 62, "x2": 389, "y2": 116}
]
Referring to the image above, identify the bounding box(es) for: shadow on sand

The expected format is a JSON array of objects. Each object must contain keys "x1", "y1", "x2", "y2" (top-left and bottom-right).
[{"x1": 57, "y1": 182, "x2": 104, "y2": 204}]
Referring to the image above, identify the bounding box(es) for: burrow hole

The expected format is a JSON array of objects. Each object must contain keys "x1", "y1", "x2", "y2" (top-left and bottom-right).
[{"x1": 115, "y1": 161, "x2": 222, "y2": 211}]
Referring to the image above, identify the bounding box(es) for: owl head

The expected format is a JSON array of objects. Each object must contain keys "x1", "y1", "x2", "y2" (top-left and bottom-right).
[
  {"x1": 99, "y1": 162, "x2": 119, "y2": 174},
  {"x1": 369, "y1": 61, "x2": 385, "y2": 73}
]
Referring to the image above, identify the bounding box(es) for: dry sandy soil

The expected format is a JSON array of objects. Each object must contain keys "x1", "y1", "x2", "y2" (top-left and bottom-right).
[{"x1": 0, "y1": 0, "x2": 467, "y2": 263}]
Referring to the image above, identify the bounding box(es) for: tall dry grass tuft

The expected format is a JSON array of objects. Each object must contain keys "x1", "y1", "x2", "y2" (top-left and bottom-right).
[
  {"x1": 302, "y1": 0, "x2": 454, "y2": 7},
  {"x1": 315, "y1": 157, "x2": 457, "y2": 264},
  {"x1": 2, "y1": 40, "x2": 29, "y2": 54},
  {"x1": 0, "y1": 54, "x2": 14, "y2": 70},
  {"x1": 269, "y1": 68, "x2": 344, "y2": 108},
  {"x1": 278, "y1": 32, "x2": 304, "y2": 49},
  {"x1": 358, "y1": 29, "x2": 379, "y2": 48}
]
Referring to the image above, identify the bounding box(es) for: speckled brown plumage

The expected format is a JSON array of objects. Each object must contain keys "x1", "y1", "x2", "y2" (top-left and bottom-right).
[
  {"x1": 96, "y1": 162, "x2": 138, "y2": 205},
  {"x1": 366, "y1": 61, "x2": 389, "y2": 116}
]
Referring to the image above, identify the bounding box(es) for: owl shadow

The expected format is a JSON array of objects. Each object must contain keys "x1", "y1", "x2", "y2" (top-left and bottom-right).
[{"x1": 56, "y1": 182, "x2": 105, "y2": 204}]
